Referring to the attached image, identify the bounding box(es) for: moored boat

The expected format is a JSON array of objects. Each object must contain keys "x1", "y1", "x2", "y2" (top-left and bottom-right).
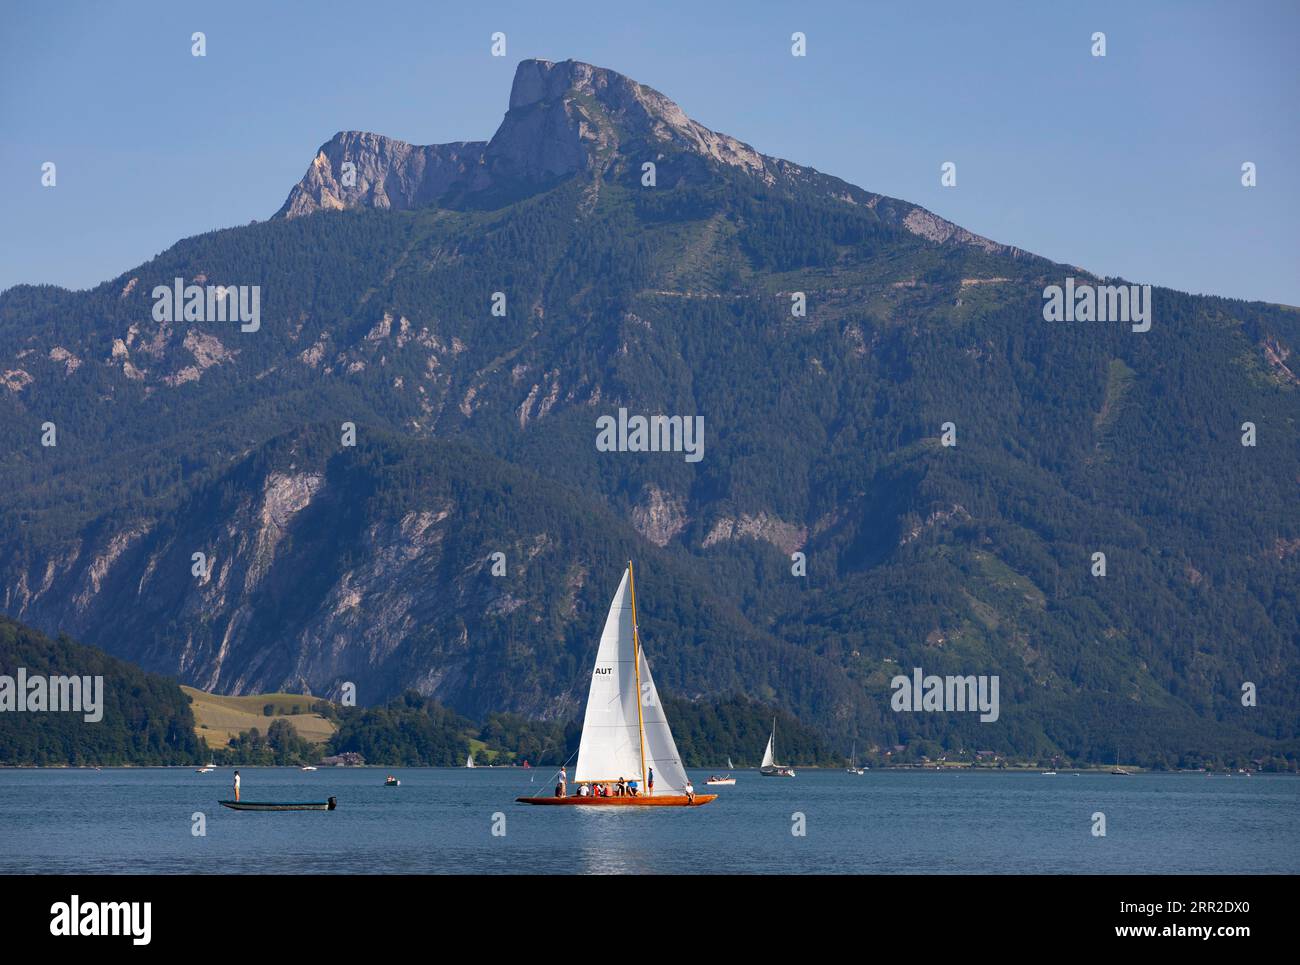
[
  {"x1": 846, "y1": 742, "x2": 866, "y2": 775},
  {"x1": 517, "y1": 563, "x2": 716, "y2": 808}
]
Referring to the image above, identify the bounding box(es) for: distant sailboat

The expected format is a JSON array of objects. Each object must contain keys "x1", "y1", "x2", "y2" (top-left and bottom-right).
[
  {"x1": 727, "y1": 756, "x2": 734, "y2": 770},
  {"x1": 846, "y1": 742, "x2": 865, "y2": 775},
  {"x1": 760, "y1": 718, "x2": 795, "y2": 777},
  {"x1": 466, "y1": 753, "x2": 476, "y2": 768},
  {"x1": 517, "y1": 563, "x2": 716, "y2": 807}
]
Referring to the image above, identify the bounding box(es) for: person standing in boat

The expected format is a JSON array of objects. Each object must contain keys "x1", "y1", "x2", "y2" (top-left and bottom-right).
[
  {"x1": 647, "y1": 768, "x2": 654, "y2": 795},
  {"x1": 233, "y1": 770, "x2": 240, "y2": 803},
  {"x1": 556, "y1": 766, "x2": 567, "y2": 798}
]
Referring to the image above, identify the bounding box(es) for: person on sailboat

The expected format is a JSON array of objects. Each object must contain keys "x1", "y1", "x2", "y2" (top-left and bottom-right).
[
  {"x1": 233, "y1": 770, "x2": 240, "y2": 803},
  {"x1": 628, "y1": 777, "x2": 639, "y2": 796},
  {"x1": 647, "y1": 768, "x2": 654, "y2": 794},
  {"x1": 578, "y1": 782, "x2": 590, "y2": 797},
  {"x1": 556, "y1": 766, "x2": 567, "y2": 798},
  {"x1": 616, "y1": 776, "x2": 626, "y2": 797},
  {"x1": 684, "y1": 778, "x2": 695, "y2": 804}
]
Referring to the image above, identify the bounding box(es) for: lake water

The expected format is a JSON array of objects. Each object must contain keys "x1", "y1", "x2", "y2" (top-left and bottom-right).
[{"x1": 1, "y1": 768, "x2": 1296, "y2": 874}]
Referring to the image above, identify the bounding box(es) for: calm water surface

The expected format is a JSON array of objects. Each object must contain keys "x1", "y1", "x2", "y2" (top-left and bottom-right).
[{"x1": 1, "y1": 768, "x2": 1295, "y2": 874}]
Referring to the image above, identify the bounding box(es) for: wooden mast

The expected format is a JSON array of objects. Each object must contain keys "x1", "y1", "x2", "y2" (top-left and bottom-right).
[{"x1": 628, "y1": 560, "x2": 649, "y2": 795}]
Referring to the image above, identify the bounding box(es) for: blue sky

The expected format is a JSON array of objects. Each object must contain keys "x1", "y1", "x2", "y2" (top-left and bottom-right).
[{"x1": 2, "y1": 0, "x2": 1296, "y2": 304}]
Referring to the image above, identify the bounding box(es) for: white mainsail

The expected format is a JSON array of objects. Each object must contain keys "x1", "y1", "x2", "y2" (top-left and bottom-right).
[
  {"x1": 573, "y1": 565, "x2": 688, "y2": 794},
  {"x1": 727, "y1": 756, "x2": 734, "y2": 770},
  {"x1": 761, "y1": 732, "x2": 775, "y2": 769},
  {"x1": 466, "y1": 752, "x2": 475, "y2": 768},
  {"x1": 574, "y1": 569, "x2": 647, "y2": 786}
]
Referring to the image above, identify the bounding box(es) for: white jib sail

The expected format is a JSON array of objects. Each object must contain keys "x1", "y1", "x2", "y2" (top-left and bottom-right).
[
  {"x1": 761, "y1": 731, "x2": 775, "y2": 768},
  {"x1": 637, "y1": 644, "x2": 689, "y2": 794},
  {"x1": 574, "y1": 569, "x2": 645, "y2": 785}
]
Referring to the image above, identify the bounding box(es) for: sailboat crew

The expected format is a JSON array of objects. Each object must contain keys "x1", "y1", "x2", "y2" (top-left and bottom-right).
[
  {"x1": 647, "y1": 768, "x2": 654, "y2": 794},
  {"x1": 233, "y1": 770, "x2": 240, "y2": 802},
  {"x1": 684, "y1": 778, "x2": 695, "y2": 804}
]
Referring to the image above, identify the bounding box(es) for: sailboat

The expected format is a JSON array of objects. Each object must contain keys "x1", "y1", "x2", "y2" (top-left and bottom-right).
[
  {"x1": 517, "y1": 563, "x2": 716, "y2": 807},
  {"x1": 466, "y1": 753, "x2": 476, "y2": 768},
  {"x1": 1110, "y1": 747, "x2": 1129, "y2": 775},
  {"x1": 760, "y1": 718, "x2": 796, "y2": 777},
  {"x1": 845, "y1": 742, "x2": 866, "y2": 775}
]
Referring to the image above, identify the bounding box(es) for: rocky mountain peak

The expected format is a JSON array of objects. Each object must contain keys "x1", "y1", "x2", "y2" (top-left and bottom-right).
[
  {"x1": 272, "y1": 58, "x2": 1016, "y2": 256},
  {"x1": 485, "y1": 58, "x2": 769, "y2": 182}
]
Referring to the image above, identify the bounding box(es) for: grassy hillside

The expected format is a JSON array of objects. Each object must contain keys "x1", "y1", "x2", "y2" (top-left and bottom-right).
[{"x1": 181, "y1": 686, "x2": 337, "y2": 749}]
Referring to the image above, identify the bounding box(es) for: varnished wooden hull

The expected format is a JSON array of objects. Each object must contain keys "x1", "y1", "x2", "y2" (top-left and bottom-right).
[{"x1": 516, "y1": 793, "x2": 717, "y2": 807}]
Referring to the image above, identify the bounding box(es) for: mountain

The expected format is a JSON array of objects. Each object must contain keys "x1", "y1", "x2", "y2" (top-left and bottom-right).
[{"x1": 2, "y1": 59, "x2": 1297, "y2": 766}]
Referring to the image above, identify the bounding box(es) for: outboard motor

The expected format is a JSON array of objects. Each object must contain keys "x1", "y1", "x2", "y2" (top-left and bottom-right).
[{"x1": 327, "y1": 796, "x2": 337, "y2": 810}]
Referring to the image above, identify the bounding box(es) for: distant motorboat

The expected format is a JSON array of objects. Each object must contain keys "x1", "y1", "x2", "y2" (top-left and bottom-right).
[
  {"x1": 384, "y1": 776, "x2": 400, "y2": 786},
  {"x1": 300, "y1": 765, "x2": 317, "y2": 771},
  {"x1": 705, "y1": 775, "x2": 736, "y2": 786},
  {"x1": 196, "y1": 764, "x2": 217, "y2": 774},
  {"x1": 1042, "y1": 771, "x2": 1057, "y2": 776},
  {"x1": 759, "y1": 719, "x2": 795, "y2": 777}
]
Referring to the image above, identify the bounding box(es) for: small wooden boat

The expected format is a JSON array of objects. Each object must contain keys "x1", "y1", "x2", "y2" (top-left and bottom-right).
[
  {"x1": 220, "y1": 797, "x2": 337, "y2": 811},
  {"x1": 518, "y1": 563, "x2": 715, "y2": 808},
  {"x1": 759, "y1": 719, "x2": 796, "y2": 777}
]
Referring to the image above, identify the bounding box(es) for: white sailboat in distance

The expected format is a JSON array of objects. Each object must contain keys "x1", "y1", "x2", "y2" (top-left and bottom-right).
[
  {"x1": 517, "y1": 562, "x2": 715, "y2": 807},
  {"x1": 466, "y1": 752, "x2": 475, "y2": 768},
  {"x1": 846, "y1": 741, "x2": 865, "y2": 775},
  {"x1": 760, "y1": 718, "x2": 796, "y2": 777}
]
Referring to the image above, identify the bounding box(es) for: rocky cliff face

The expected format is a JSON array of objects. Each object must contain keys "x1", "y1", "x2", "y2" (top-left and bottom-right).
[{"x1": 276, "y1": 133, "x2": 486, "y2": 219}]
